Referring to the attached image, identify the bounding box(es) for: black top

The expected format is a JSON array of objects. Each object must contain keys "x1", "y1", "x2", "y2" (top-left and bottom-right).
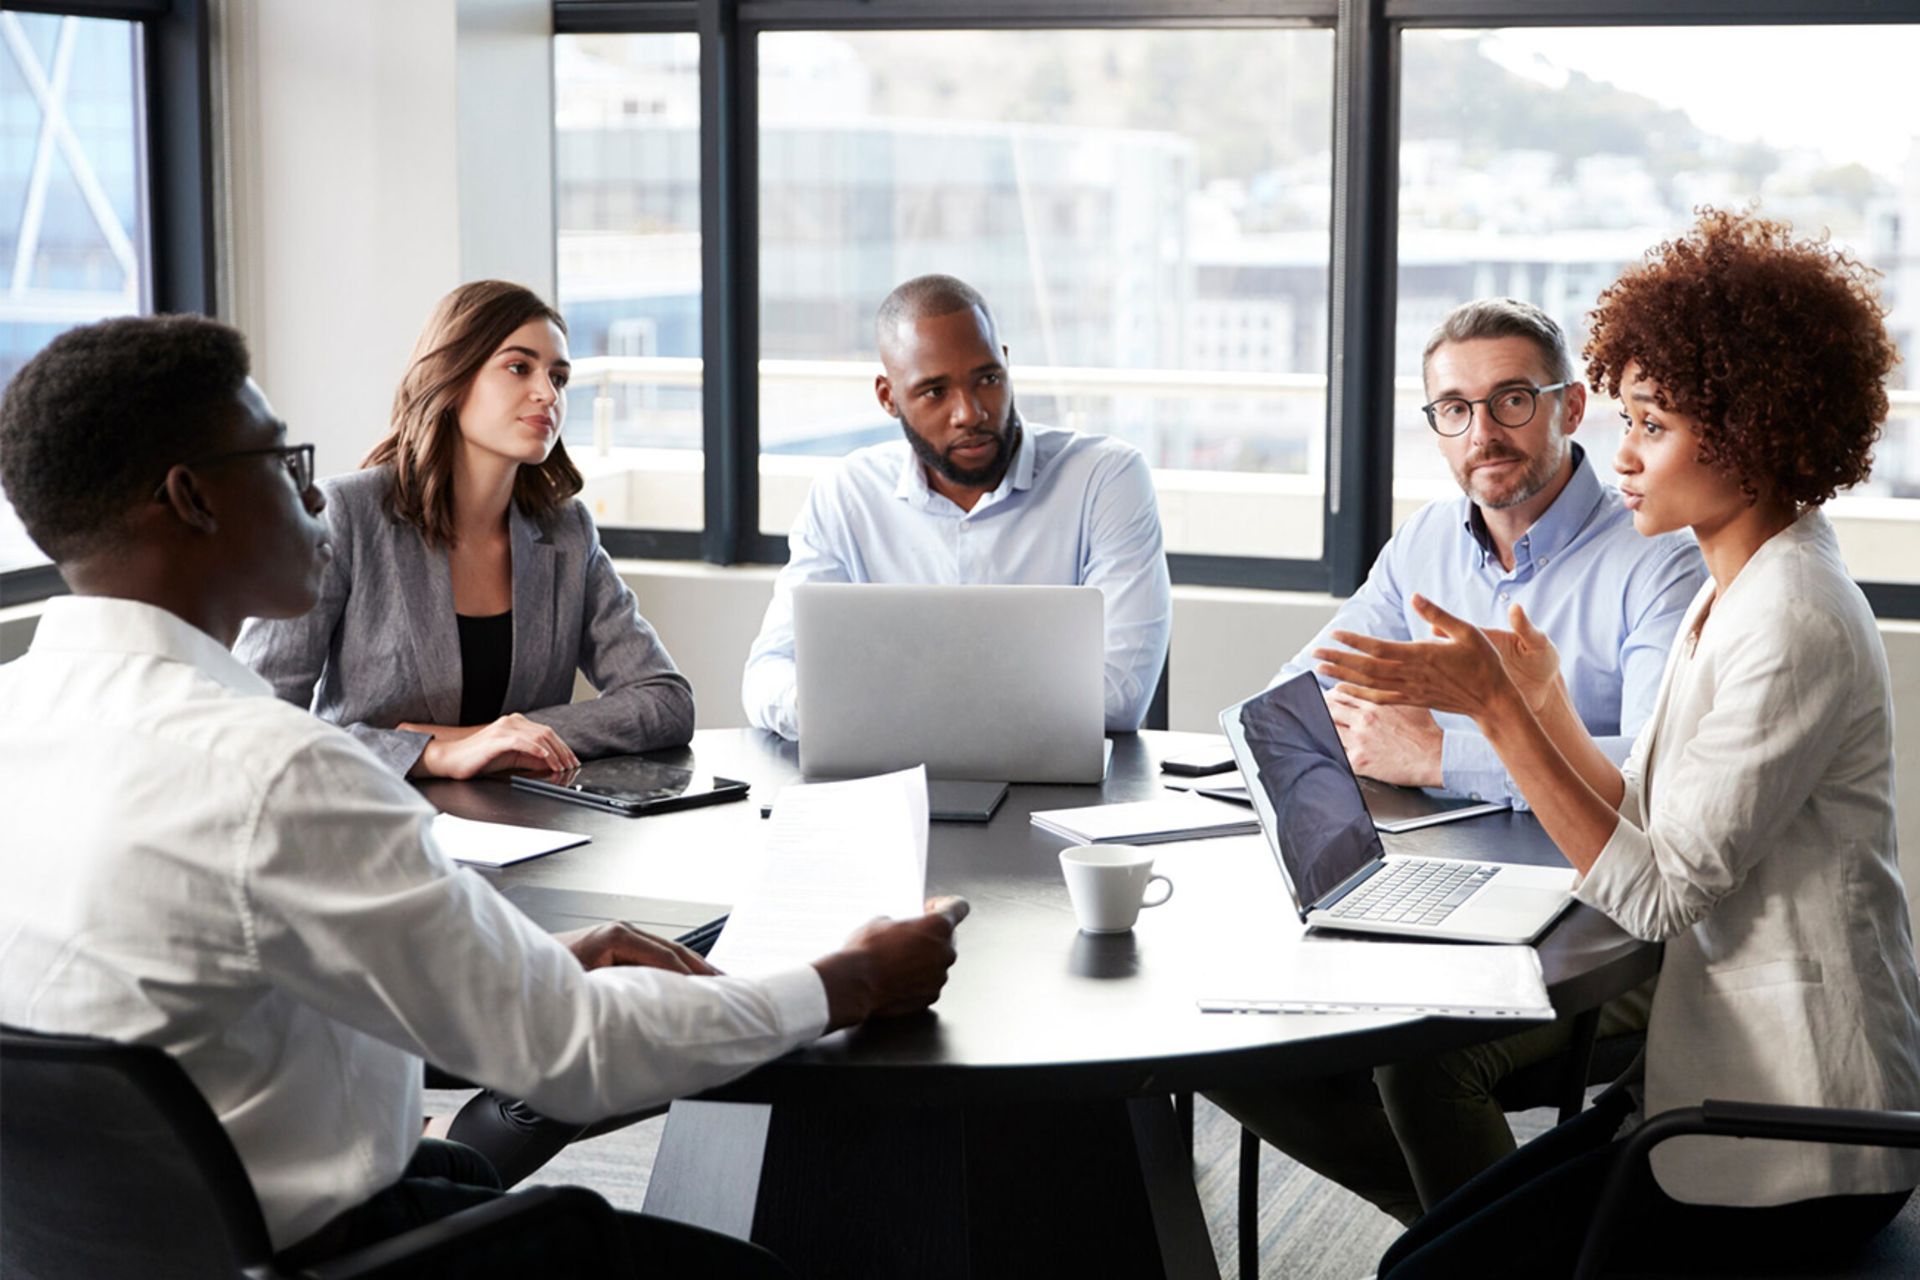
[{"x1": 455, "y1": 610, "x2": 513, "y2": 727}]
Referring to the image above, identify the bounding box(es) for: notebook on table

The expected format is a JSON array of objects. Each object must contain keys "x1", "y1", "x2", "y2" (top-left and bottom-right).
[{"x1": 1221, "y1": 674, "x2": 1574, "y2": 945}]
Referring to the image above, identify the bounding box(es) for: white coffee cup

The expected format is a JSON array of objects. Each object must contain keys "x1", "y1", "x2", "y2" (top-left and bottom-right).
[{"x1": 1059, "y1": 844, "x2": 1175, "y2": 934}]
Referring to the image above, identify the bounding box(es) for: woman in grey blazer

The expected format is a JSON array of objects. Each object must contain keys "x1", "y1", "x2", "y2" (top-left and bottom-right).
[
  {"x1": 237, "y1": 281, "x2": 693, "y2": 778},
  {"x1": 1321, "y1": 211, "x2": 1920, "y2": 1276}
]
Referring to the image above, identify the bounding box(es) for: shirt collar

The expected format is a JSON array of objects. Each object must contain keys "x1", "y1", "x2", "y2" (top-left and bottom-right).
[
  {"x1": 28, "y1": 595, "x2": 274, "y2": 698},
  {"x1": 1460, "y1": 442, "x2": 1603, "y2": 567},
  {"x1": 892, "y1": 424, "x2": 1034, "y2": 510}
]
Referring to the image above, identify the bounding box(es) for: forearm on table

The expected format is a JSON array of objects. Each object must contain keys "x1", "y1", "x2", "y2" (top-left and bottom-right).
[{"x1": 1476, "y1": 691, "x2": 1621, "y2": 874}]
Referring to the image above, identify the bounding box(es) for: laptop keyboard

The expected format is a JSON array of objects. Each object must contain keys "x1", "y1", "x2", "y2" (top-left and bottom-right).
[{"x1": 1325, "y1": 859, "x2": 1499, "y2": 926}]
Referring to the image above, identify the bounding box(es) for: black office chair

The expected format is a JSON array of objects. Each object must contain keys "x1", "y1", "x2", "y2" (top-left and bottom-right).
[
  {"x1": 1573, "y1": 1099, "x2": 1920, "y2": 1279},
  {"x1": 0, "y1": 1025, "x2": 632, "y2": 1279}
]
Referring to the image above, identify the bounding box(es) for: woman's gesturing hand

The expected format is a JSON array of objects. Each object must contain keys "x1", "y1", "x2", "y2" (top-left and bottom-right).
[
  {"x1": 1480, "y1": 603, "x2": 1563, "y2": 715},
  {"x1": 1312, "y1": 594, "x2": 1524, "y2": 722}
]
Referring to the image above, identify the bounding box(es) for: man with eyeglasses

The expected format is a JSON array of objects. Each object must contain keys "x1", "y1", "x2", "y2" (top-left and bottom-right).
[
  {"x1": 0, "y1": 315, "x2": 968, "y2": 1273},
  {"x1": 1272, "y1": 296, "x2": 1704, "y2": 811},
  {"x1": 1210, "y1": 298, "x2": 1705, "y2": 1229}
]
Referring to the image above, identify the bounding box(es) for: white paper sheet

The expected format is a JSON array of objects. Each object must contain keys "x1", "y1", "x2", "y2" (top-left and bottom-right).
[
  {"x1": 706, "y1": 766, "x2": 929, "y2": 978},
  {"x1": 431, "y1": 813, "x2": 590, "y2": 867},
  {"x1": 1199, "y1": 941, "x2": 1554, "y2": 1020}
]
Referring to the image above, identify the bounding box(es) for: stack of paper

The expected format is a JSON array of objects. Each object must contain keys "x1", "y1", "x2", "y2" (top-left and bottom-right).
[
  {"x1": 430, "y1": 813, "x2": 589, "y2": 867},
  {"x1": 1199, "y1": 941, "x2": 1553, "y2": 1020},
  {"x1": 1031, "y1": 795, "x2": 1260, "y2": 845},
  {"x1": 707, "y1": 766, "x2": 929, "y2": 978}
]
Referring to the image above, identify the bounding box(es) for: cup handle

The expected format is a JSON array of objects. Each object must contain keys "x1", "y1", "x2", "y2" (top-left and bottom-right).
[{"x1": 1141, "y1": 874, "x2": 1174, "y2": 909}]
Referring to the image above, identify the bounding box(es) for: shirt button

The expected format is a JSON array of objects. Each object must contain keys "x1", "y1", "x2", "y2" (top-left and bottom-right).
[
  {"x1": 1469, "y1": 792, "x2": 1483, "y2": 801},
  {"x1": 1538, "y1": 556, "x2": 1549, "y2": 566},
  {"x1": 1500, "y1": 592, "x2": 1511, "y2": 601}
]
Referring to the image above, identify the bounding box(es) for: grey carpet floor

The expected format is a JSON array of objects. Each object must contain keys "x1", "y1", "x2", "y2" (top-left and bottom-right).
[{"x1": 425, "y1": 1086, "x2": 1555, "y2": 1278}]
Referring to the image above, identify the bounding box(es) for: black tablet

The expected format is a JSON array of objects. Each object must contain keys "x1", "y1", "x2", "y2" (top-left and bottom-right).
[{"x1": 509, "y1": 756, "x2": 750, "y2": 816}]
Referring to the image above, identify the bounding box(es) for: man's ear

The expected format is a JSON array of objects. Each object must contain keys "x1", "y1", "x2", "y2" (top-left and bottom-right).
[
  {"x1": 155, "y1": 466, "x2": 219, "y2": 535},
  {"x1": 875, "y1": 373, "x2": 900, "y2": 419},
  {"x1": 1561, "y1": 381, "x2": 1588, "y2": 435}
]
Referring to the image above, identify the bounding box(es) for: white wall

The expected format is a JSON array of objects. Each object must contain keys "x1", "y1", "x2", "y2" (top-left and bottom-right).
[{"x1": 219, "y1": 0, "x2": 554, "y2": 480}]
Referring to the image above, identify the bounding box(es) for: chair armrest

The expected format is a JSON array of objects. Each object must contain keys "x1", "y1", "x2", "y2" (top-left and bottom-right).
[
  {"x1": 284, "y1": 1185, "x2": 628, "y2": 1279},
  {"x1": 1572, "y1": 1100, "x2": 1920, "y2": 1280}
]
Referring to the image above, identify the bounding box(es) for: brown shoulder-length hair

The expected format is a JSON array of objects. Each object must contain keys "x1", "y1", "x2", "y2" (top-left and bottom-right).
[{"x1": 362, "y1": 280, "x2": 584, "y2": 545}]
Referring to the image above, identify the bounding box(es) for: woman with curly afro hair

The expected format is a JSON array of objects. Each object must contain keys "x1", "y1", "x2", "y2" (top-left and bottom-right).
[{"x1": 1318, "y1": 209, "x2": 1920, "y2": 1277}]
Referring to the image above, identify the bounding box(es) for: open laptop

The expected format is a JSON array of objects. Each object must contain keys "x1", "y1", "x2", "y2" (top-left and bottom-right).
[
  {"x1": 794, "y1": 582, "x2": 1107, "y2": 784},
  {"x1": 1221, "y1": 674, "x2": 1574, "y2": 944}
]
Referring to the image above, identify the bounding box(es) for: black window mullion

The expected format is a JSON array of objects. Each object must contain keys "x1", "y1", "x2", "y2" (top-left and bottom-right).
[
  {"x1": 698, "y1": 0, "x2": 760, "y2": 564},
  {"x1": 1324, "y1": 0, "x2": 1397, "y2": 596},
  {"x1": 145, "y1": 0, "x2": 214, "y2": 315}
]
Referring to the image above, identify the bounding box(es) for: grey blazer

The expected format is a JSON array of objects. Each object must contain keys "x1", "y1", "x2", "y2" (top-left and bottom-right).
[{"x1": 235, "y1": 467, "x2": 694, "y2": 775}]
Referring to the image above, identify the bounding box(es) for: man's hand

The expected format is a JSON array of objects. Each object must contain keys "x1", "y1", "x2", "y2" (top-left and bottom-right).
[
  {"x1": 1324, "y1": 689, "x2": 1443, "y2": 788},
  {"x1": 556, "y1": 922, "x2": 720, "y2": 976},
  {"x1": 406, "y1": 713, "x2": 580, "y2": 779},
  {"x1": 812, "y1": 896, "x2": 970, "y2": 1031}
]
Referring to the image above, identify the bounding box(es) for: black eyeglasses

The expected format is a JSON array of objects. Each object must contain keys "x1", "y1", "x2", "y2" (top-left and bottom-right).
[
  {"x1": 153, "y1": 443, "x2": 316, "y2": 501},
  {"x1": 1422, "y1": 383, "x2": 1571, "y2": 436}
]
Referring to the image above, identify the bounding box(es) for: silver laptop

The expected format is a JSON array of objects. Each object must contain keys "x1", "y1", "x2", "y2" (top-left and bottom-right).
[
  {"x1": 1221, "y1": 674, "x2": 1574, "y2": 944},
  {"x1": 794, "y1": 582, "x2": 1107, "y2": 784}
]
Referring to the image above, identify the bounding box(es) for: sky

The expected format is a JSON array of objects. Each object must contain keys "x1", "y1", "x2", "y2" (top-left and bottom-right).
[{"x1": 1477, "y1": 26, "x2": 1920, "y2": 179}]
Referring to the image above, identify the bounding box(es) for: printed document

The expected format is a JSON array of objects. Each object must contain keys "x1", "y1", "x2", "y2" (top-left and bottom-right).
[{"x1": 708, "y1": 766, "x2": 929, "y2": 977}]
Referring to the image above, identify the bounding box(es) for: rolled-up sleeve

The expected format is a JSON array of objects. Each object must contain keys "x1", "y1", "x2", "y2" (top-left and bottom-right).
[{"x1": 245, "y1": 735, "x2": 828, "y2": 1123}]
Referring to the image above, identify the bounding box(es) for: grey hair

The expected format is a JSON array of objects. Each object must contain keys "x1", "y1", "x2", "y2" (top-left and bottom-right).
[
  {"x1": 1421, "y1": 298, "x2": 1574, "y2": 388},
  {"x1": 875, "y1": 274, "x2": 996, "y2": 347}
]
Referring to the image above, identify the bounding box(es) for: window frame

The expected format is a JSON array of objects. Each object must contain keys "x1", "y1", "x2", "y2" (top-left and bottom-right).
[
  {"x1": 0, "y1": 0, "x2": 216, "y2": 607},
  {"x1": 591, "y1": 2, "x2": 1920, "y2": 618}
]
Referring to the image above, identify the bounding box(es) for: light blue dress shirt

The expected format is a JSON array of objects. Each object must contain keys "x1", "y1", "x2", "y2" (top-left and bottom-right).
[
  {"x1": 744, "y1": 423, "x2": 1173, "y2": 740},
  {"x1": 1278, "y1": 445, "x2": 1706, "y2": 810}
]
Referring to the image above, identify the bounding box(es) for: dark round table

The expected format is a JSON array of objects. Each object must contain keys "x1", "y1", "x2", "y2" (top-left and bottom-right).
[{"x1": 423, "y1": 729, "x2": 1658, "y2": 1279}]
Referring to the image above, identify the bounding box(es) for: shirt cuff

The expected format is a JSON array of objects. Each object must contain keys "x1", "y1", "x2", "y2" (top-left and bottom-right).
[
  {"x1": 1439, "y1": 729, "x2": 1521, "y2": 809},
  {"x1": 756, "y1": 964, "x2": 832, "y2": 1041}
]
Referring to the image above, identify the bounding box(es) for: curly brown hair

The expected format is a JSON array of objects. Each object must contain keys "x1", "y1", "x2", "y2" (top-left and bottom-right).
[{"x1": 1584, "y1": 208, "x2": 1898, "y2": 508}]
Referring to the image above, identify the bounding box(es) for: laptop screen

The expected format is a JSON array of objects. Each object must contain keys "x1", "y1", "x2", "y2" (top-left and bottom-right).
[{"x1": 1220, "y1": 673, "x2": 1386, "y2": 917}]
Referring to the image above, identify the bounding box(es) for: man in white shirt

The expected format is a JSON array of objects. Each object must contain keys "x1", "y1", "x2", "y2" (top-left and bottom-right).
[
  {"x1": 742, "y1": 274, "x2": 1173, "y2": 739},
  {"x1": 0, "y1": 315, "x2": 968, "y2": 1270}
]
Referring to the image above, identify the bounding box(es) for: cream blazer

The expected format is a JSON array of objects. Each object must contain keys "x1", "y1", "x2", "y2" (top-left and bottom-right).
[{"x1": 1576, "y1": 510, "x2": 1920, "y2": 1206}]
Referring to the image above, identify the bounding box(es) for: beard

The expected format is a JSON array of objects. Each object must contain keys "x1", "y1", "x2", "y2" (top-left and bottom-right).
[
  {"x1": 1456, "y1": 428, "x2": 1566, "y2": 510},
  {"x1": 903, "y1": 402, "x2": 1023, "y2": 490}
]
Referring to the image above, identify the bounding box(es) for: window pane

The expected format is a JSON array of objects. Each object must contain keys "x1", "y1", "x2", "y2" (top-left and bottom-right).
[
  {"x1": 1396, "y1": 26, "x2": 1920, "y2": 584},
  {"x1": 554, "y1": 33, "x2": 703, "y2": 533},
  {"x1": 0, "y1": 13, "x2": 147, "y2": 573},
  {"x1": 757, "y1": 29, "x2": 1335, "y2": 560}
]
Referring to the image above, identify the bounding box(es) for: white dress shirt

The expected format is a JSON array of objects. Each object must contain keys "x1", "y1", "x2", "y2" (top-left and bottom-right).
[
  {"x1": 0, "y1": 598, "x2": 828, "y2": 1251},
  {"x1": 742, "y1": 424, "x2": 1173, "y2": 739},
  {"x1": 1576, "y1": 511, "x2": 1920, "y2": 1206}
]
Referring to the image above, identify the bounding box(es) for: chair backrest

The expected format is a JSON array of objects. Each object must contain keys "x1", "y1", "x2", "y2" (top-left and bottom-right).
[{"x1": 1, "y1": 1025, "x2": 276, "y2": 1280}]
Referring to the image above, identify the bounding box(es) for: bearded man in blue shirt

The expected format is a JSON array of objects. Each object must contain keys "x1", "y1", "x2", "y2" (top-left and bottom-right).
[
  {"x1": 742, "y1": 274, "x2": 1172, "y2": 740},
  {"x1": 1214, "y1": 298, "x2": 1705, "y2": 1229}
]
